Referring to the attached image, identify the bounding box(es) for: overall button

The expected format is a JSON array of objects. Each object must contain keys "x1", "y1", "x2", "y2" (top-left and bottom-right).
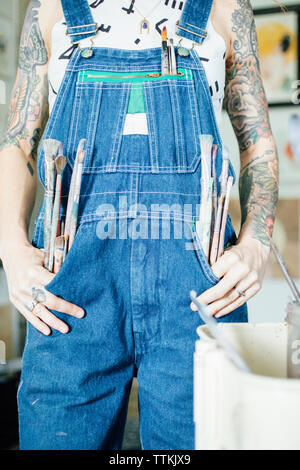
[
  {"x1": 177, "y1": 47, "x2": 190, "y2": 57},
  {"x1": 81, "y1": 48, "x2": 94, "y2": 59}
]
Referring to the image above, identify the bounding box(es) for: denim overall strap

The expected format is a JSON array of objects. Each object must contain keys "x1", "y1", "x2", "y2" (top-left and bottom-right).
[
  {"x1": 60, "y1": 0, "x2": 97, "y2": 43},
  {"x1": 176, "y1": 0, "x2": 214, "y2": 44}
]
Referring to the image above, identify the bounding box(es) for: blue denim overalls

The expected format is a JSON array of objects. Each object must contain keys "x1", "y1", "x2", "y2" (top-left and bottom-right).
[{"x1": 18, "y1": 0, "x2": 248, "y2": 450}]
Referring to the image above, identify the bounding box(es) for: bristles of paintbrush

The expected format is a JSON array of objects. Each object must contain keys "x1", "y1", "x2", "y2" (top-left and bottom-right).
[
  {"x1": 55, "y1": 155, "x2": 67, "y2": 175},
  {"x1": 43, "y1": 139, "x2": 61, "y2": 162}
]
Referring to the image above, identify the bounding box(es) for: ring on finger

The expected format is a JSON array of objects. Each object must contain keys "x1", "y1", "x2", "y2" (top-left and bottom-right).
[
  {"x1": 32, "y1": 286, "x2": 47, "y2": 303},
  {"x1": 25, "y1": 299, "x2": 39, "y2": 313},
  {"x1": 234, "y1": 287, "x2": 246, "y2": 298}
]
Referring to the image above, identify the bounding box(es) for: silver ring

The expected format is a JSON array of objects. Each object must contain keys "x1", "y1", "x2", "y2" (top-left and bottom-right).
[
  {"x1": 235, "y1": 288, "x2": 246, "y2": 298},
  {"x1": 25, "y1": 299, "x2": 39, "y2": 312},
  {"x1": 32, "y1": 287, "x2": 47, "y2": 303}
]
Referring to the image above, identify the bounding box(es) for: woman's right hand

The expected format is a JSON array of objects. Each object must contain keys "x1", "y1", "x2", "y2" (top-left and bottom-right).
[{"x1": 2, "y1": 242, "x2": 85, "y2": 336}]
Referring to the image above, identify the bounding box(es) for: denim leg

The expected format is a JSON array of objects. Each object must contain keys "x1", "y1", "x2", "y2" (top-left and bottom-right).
[
  {"x1": 136, "y1": 234, "x2": 248, "y2": 450},
  {"x1": 18, "y1": 226, "x2": 135, "y2": 450}
]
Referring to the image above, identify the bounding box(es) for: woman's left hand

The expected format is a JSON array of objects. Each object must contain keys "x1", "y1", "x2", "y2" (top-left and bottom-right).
[{"x1": 190, "y1": 238, "x2": 270, "y2": 318}]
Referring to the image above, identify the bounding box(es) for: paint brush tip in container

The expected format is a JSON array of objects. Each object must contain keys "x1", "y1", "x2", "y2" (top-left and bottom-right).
[{"x1": 190, "y1": 291, "x2": 251, "y2": 373}]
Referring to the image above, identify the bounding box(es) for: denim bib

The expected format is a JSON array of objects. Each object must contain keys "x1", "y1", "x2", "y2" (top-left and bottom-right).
[{"x1": 33, "y1": 0, "x2": 236, "y2": 262}]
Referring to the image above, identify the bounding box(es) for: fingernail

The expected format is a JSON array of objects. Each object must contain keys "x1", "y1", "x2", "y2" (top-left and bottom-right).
[
  {"x1": 76, "y1": 310, "x2": 85, "y2": 318},
  {"x1": 61, "y1": 326, "x2": 69, "y2": 334}
]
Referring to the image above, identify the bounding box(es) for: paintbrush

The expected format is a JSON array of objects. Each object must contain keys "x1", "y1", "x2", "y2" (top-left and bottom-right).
[
  {"x1": 211, "y1": 144, "x2": 219, "y2": 227},
  {"x1": 169, "y1": 38, "x2": 177, "y2": 75},
  {"x1": 217, "y1": 176, "x2": 233, "y2": 259},
  {"x1": 168, "y1": 45, "x2": 172, "y2": 75},
  {"x1": 62, "y1": 234, "x2": 69, "y2": 263},
  {"x1": 270, "y1": 239, "x2": 300, "y2": 304},
  {"x1": 48, "y1": 155, "x2": 67, "y2": 272},
  {"x1": 196, "y1": 135, "x2": 213, "y2": 257},
  {"x1": 190, "y1": 291, "x2": 251, "y2": 373},
  {"x1": 43, "y1": 139, "x2": 61, "y2": 269},
  {"x1": 54, "y1": 236, "x2": 65, "y2": 274},
  {"x1": 65, "y1": 139, "x2": 86, "y2": 238},
  {"x1": 161, "y1": 26, "x2": 169, "y2": 76},
  {"x1": 68, "y1": 149, "x2": 86, "y2": 250},
  {"x1": 210, "y1": 147, "x2": 230, "y2": 265}
]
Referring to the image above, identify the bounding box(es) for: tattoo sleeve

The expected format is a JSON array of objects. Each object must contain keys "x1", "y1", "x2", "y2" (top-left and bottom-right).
[
  {"x1": 0, "y1": 0, "x2": 49, "y2": 176},
  {"x1": 224, "y1": 0, "x2": 279, "y2": 247}
]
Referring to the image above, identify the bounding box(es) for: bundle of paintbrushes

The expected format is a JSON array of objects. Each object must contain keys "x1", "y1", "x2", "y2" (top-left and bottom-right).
[
  {"x1": 161, "y1": 26, "x2": 177, "y2": 76},
  {"x1": 43, "y1": 138, "x2": 86, "y2": 273},
  {"x1": 196, "y1": 135, "x2": 234, "y2": 266}
]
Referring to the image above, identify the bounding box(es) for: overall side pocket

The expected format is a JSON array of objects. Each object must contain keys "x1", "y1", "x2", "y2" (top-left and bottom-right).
[
  {"x1": 188, "y1": 214, "x2": 238, "y2": 286},
  {"x1": 44, "y1": 222, "x2": 86, "y2": 293}
]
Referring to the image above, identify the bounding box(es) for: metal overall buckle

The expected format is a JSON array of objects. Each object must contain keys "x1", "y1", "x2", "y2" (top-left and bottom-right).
[
  {"x1": 175, "y1": 20, "x2": 207, "y2": 57},
  {"x1": 66, "y1": 23, "x2": 98, "y2": 59}
]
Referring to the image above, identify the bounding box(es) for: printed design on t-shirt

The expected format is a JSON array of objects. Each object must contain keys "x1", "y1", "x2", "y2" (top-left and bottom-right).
[
  {"x1": 164, "y1": 0, "x2": 184, "y2": 10},
  {"x1": 122, "y1": 0, "x2": 135, "y2": 15},
  {"x1": 90, "y1": 0, "x2": 105, "y2": 8},
  {"x1": 57, "y1": 0, "x2": 185, "y2": 59},
  {"x1": 48, "y1": 0, "x2": 226, "y2": 123}
]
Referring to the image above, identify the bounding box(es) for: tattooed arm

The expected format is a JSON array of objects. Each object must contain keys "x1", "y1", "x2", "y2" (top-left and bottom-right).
[
  {"x1": 0, "y1": 1, "x2": 82, "y2": 336},
  {"x1": 224, "y1": 0, "x2": 279, "y2": 247},
  {"x1": 0, "y1": 0, "x2": 50, "y2": 251},
  {"x1": 192, "y1": 0, "x2": 278, "y2": 318}
]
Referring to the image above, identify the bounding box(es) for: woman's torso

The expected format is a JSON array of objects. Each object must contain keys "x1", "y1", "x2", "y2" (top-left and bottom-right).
[{"x1": 48, "y1": 0, "x2": 227, "y2": 126}]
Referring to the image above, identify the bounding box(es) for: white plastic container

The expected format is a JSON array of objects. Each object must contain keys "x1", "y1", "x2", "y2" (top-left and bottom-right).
[
  {"x1": 194, "y1": 323, "x2": 300, "y2": 450},
  {"x1": 286, "y1": 302, "x2": 300, "y2": 378}
]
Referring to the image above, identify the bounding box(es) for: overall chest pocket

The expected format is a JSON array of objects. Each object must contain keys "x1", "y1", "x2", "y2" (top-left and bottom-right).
[{"x1": 67, "y1": 68, "x2": 202, "y2": 174}]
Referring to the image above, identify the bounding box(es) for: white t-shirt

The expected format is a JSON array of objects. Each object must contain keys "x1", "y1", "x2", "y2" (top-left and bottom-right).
[{"x1": 48, "y1": 0, "x2": 226, "y2": 126}]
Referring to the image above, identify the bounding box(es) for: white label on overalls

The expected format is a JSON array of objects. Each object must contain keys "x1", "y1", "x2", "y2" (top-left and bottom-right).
[{"x1": 123, "y1": 113, "x2": 149, "y2": 135}]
